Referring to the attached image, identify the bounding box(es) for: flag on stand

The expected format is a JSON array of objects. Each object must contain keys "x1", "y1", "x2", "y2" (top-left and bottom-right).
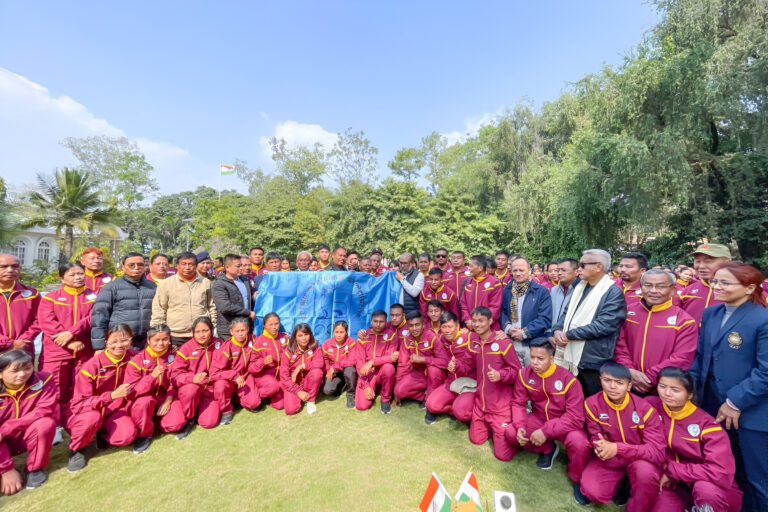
[
  {"x1": 220, "y1": 164, "x2": 235, "y2": 175},
  {"x1": 419, "y1": 473, "x2": 452, "y2": 512},
  {"x1": 454, "y1": 470, "x2": 483, "y2": 511}
]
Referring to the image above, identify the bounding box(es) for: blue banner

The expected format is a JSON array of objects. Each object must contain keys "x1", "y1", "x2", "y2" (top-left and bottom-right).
[{"x1": 253, "y1": 271, "x2": 402, "y2": 343}]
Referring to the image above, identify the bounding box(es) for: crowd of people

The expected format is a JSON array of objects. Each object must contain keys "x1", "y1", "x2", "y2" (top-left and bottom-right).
[{"x1": 0, "y1": 242, "x2": 766, "y2": 512}]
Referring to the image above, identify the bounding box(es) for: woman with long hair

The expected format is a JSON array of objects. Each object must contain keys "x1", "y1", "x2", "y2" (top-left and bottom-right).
[{"x1": 279, "y1": 323, "x2": 323, "y2": 415}]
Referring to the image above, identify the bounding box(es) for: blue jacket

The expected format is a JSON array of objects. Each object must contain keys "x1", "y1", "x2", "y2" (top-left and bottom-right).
[
  {"x1": 690, "y1": 302, "x2": 768, "y2": 432},
  {"x1": 500, "y1": 280, "x2": 552, "y2": 341}
]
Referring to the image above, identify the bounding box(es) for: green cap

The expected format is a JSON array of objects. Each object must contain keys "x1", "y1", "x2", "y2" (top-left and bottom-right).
[{"x1": 692, "y1": 243, "x2": 731, "y2": 259}]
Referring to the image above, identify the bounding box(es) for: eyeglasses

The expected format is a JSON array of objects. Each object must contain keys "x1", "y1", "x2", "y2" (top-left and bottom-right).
[
  {"x1": 709, "y1": 279, "x2": 740, "y2": 288},
  {"x1": 435, "y1": 254, "x2": 448, "y2": 258},
  {"x1": 578, "y1": 261, "x2": 600, "y2": 269}
]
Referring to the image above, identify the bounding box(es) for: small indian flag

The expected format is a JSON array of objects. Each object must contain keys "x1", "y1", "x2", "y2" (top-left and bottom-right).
[
  {"x1": 419, "y1": 473, "x2": 452, "y2": 512},
  {"x1": 455, "y1": 470, "x2": 482, "y2": 511},
  {"x1": 220, "y1": 164, "x2": 235, "y2": 175}
]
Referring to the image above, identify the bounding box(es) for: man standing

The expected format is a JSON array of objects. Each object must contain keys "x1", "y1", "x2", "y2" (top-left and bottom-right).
[
  {"x1": 212, "y1": 254, "x2": 255, "y2": 339},
  {"x1": 151, "y1": 251, "x2": 217, "y2": 347},
  {"x1": 500, "y1": 256, "x2": 552, "y2": 366},
  {"x1": 443, "y1": 251, "x2": 471, "y2": 292},
  {"x1": 91, "y1": 252, "x2": 156, "y2": 350},
  {"x1": 434, "y1": 248, "x2": 450, "y2": 272},
  {"x1": 346, "y1": 250, "x2": 359, "y2": 271},
  {"x1": 613, "y1": 269, "x2": 698, "y2": 394},
  {"x1": 551, "y1": 249, "x2": 627, "y2": 396},
  {"x1": 146, "y1": 253, "x2": 171, "y2": 284},
  {"x1": 370, "y1": 249, "x2": 387, "y2": 276},
  {"x1": 419, "y1": 268, "x2": 459, "y2": 318},
  {"x1": 460, "y1": 255, "x2": 503, "y2": 330},
  {"x1": 417, "y1": 253, "x2": 431, "y2": 276},
  {"x1": 196, "y1": 251, "x2": 214, "y2": 280},
  {"x1": 540, "y1": 261, "x2": 560, "y2": 291},
  {"x1": 253, "y1": 252, "x2": 282, "y2": 292},
  {"x1": 0, "y1": 254, "x2": 40, "y2": 355},
  {"x1": 680, "y1": 243, "x2": 731, "y2": 324},
  {"x1": 494, "y1": 250, "x2": 512, "y2": 286},
  {"x1": 322, "y1": 246, "x2": 347, "y2": 271},
  {"x1": 295, "y1": 251, "x2": 312, "y2": 271},
  {"x1": 248, "y1": 246, "x2": 266, "y2": 279},
  {"x1": 317, "y1": 245, "x2": 332, "y2": 270},
  {"x1": 395, "y1": 253, "x2": 424, "y2": 315},
  {"x1": 617, "y1": 253, "x2": 648, "y2": 308},
  {"x1": 358, "y1": 257, "x2": 372, "y2": 275},
  {"x1": 550, "y1": 258, "x2": 580, "y2": 331},
  {"x1": 80, "y1": 247, "x2": 113, "y2": 294}
]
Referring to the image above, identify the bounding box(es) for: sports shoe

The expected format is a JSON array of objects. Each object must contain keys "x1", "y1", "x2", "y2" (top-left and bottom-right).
[
  {"x1": 381, "y1": 401, "x2": 392, "y2": 414},
  {"x1": 219, "y1": 412, "x2": 234, "y2": 426},
  {"x1": 133, "y1": 436, "x2": 151, "y2": 454},
  {"x1": 67, "y1": 450, "x2": 86, "y2": 473},
  {"x1": 345, "y1": 392, "x2": 355, "y2": 409},
  {"x1": 573, "y1": 483, "x2": 591, "y2": 505},
  {"x1": 306, "y1": 402, "x2": 317, "y2": 415},
  {"x1": 25, "y1": 470, "x2": 48, "y2": 489},
  {"x1": 612, "y1": 478, "x2": 629, "y2": 507},
  {"x1": 175, "y1": 420, "x2": 195, "y2": 440},
  {"x1": 52, "y1": 426, "x2": 64, "y2": 446},
  {"x1": 425, "y1": 411, "x2": 437, "y2": 425},
  {"x1": 536, "y1": 445, "x2": 559, "y2": 470},
  {"x1": 419, "y1": 400, "x2": 427, "y2": 409}
]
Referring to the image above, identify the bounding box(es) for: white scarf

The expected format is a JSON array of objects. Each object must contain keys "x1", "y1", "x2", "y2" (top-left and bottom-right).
[{"x1": 555, "y1": 274, "x2": 615, "y2": 375}]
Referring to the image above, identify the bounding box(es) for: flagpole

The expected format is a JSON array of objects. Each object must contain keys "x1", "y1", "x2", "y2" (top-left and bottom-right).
[{"x1": 218, "y1": 161, "x2": 221, "y2": 201}]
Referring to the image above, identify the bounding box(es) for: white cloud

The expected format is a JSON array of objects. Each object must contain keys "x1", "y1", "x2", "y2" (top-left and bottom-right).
[
  {"x1": 442, "y1": 110, "x2": 501, "y2": 146},
  {"x1": 0, "y1": 67, "x2": 206, "y2": 197},
  {"x1": 258, "y1": 120, "x2": 338, "y2": 161}
]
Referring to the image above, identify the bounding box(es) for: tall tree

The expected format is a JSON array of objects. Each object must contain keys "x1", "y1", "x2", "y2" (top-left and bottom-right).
[
  {"x1": 327, "y1": 128, "x2": 379, "y2": 187},
  {"x1": 269, "y1": 138, "x2": 326, "y2": 194}
]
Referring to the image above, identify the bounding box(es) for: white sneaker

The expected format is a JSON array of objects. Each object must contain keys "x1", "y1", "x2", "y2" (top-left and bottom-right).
[
  {"x1": 306, "y1": 402, "x2": 317, "y2": 415},
  {"x1": 52, "y1": 426, "x2": 64, "y2": 446}
]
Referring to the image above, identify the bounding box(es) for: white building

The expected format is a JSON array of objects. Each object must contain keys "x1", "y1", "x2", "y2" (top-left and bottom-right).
[{"x1": 5, "y1": 226, "x2": 129, "y2": 267}]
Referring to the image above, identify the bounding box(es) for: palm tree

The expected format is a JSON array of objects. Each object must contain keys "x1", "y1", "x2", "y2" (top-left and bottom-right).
[{"x1": 21, "y1": 168, "x2": 118, "y2": 262}]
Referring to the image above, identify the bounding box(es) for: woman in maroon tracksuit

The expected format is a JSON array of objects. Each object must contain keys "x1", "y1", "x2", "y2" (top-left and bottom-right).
[{"x1": 279, "y1": 323, "x2": 323, "y2": 415}]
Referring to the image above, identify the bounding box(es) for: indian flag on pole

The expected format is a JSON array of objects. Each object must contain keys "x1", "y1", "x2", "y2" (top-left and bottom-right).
[
  {"x1": 454, "y1": 470, "x2": 483, "y2": 511},
  {"x1": 220, "y1": 164, "x2": 235, "y2": 175},
  {"x1": 419, "y1": 473, "x2": 452, "y2": 512}
]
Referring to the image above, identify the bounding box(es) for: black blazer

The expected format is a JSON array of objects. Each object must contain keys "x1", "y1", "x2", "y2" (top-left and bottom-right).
[{"x1": 212, "y1": 273, "x2": 253, "y2": 337}]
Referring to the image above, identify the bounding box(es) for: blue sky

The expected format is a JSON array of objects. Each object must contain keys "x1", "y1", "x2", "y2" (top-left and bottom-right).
[{"x1": 0, "y1": 1, "x2": 658, "y2": 196}]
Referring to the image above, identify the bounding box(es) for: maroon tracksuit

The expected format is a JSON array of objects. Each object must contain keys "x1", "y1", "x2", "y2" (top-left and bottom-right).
[
  {"x1": 125, "y1": 347, "x2": 179, "y2": 436},
  {"x1": 0, "y1": 282, "x2": 41, "y2": 355},
  {"x1": 443, "y1": 265, "x2": 471, "y2": 293},
  {"x1": 680, "y1": 280, "x2": 722, "y2": 325},
  {"x1": 505, "y1": 364, "x2": 590, "y2": 482},
  {"x1": 674, "y1": 279, "x2": 689, "y2": 299},
  {"x1": 646, "y1": 397, "x2": 742, "y2": 512},
  {"x1": 494, "y1": 269, "x2": 513, "y2": 287},
  {"x1": 37, "y1": 285, "x2": 96, "y2": 425},
  {"x1": 209, "y1": 336, "x2": 261, "y2": 413},
  {"x1": 425, "y1": 330, "x2": 476, "y2": 421},
  {"x1": 84, "y1": 270, "x2": 113, "y2": 294},
  {"x1": 468, "y1": 333, "x2": 521, "y2": 461},
  {"x1": 279, "y1": 346, "x2": 324, "y2": 415},
  {"x1": 355, "y1": 326, "x2": 397, "y2": 410},
  {"x1": 68, "y1": 351, "x2": 138, "y2": 450},
  {"x1": 460, "y1": 275, "x2": 503, "y2": 330},
  {"x1": 168, "y1": 338, "x2": 224, "y2": 429},
  {"x1": 249, "y1": 331, "x2": 289, "y2": 410},
  {"x1": 418, "y1": 284, "x2": 459, "y2": 319},
  {"x1": 394, "y1": 329, "x2": 445, "y2": 402},
  {"x1": 582, "y1": 392, "x2": 665, "y2": 512},
  {"x1": 614, "y1": 300, "x2": 698, "y2": 385},
  {"x1": 0, "y1": 372, "x2": 57, "y2": 475},
  {"x1": 621, "y1": 280, "x2": 644, "y2": 308}
]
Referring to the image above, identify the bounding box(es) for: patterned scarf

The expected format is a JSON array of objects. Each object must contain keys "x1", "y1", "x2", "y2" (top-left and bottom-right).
[{"x1": 508, "y1": 279, "x2": 531, "y2": 324}]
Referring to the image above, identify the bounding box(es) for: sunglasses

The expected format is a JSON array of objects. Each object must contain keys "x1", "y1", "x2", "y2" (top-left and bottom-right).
[{"x1": 578, "y1": 261, "x2": 600, "y2": 269}]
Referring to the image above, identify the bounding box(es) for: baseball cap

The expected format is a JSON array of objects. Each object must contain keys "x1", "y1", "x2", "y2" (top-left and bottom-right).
[{"x1": 692, "y1": 243, "x2": 731, "y2": 259}]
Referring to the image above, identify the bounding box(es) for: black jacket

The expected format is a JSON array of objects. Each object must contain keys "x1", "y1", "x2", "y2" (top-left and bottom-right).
[
  {"x1": 553, "y1": 282, "x2": 626, "y2": 371},
  {"x1": 212, "y1": 273, "x2": 253, "y2": 337},
  {"x1": 90, "y1": 275, "x2": 157, "y2": 350}
]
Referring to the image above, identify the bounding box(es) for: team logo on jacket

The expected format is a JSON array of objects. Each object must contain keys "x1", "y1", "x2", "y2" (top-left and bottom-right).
[
  {"x1": 401, "y1": 329, "x2": 408, "y2": 336},
  {"x1": 667, "y1": 316, "x2": 677, "y2": 325},
  {"x1": 464, "y1": 270, "x2": 471, "y2": 276},
  {"x1": 627, "y1": 311, "x2": 636, "y2": 316},
  {"x1": 292, "y1": 354, "x2": 297, "y2": 360},
  {"x1": 687, "y1": 424, "x2": 701, "y2": 437},
  {"x1": 58, "y1": 296, "x2": 67, "y2": 301},
  {"x1": 344, "y1": 346, "x2": 348, "y2": 353},
  {"x1": 599, "y1": 413, "x2": 609, "y2": 420},
  {"x1": 528, "y1": 379, "x2": 535, "y2": 384},
  {"x1": 554, "y1": 380, "x2": 563, "y2": 391},
  {"x1": 423, "y1": 341, "x2": 429, "y2": 348},
  {"x1": 248, "y1": 342, "x2": 253, "y2": 348},
  {"x1": 143, "y1": 360, "x2": 150, "y2": 365},
  {"x1": 632, "y1": 411, "x2": 640, "y2": 424},
  {"x1": 86, "y1": 293, "x2": 97, "y2": 300},
  {"x1": 484, "y1": 282, "x2": 490, "y2": 289},
  {"x1": 442, "y1": 293, "x2": 447, "y2": 299},
  {"x1": 262, "y1": 342, "x2": 268, "y2": 346},
  {"x1": 192, "y1": 351, "x2": 199, "y2": 356},
  {"x1": 308, "y1": 350, "x2": 313, "y2": 355},
  {"x1": 691, "y1": 288, "x2": 699, "y2": 294},
  {"x1": 30, "y1": 380, "x2": 43, "y2": 391},
  {"x1": 728, "y1": 332, "x2": 743, "y2": 349},
  {"x1": 635, "y1": 289, "x2": 642, "y2": 295},
  {"x1": 491, "y1": 342, "x2": 499, "y2": 351},
  {"x1": 456, "y1": 337, "x2": 463, "y2": 344},
  {"x1": 215, "y1": 342, "x2": 221, "y2": 349},
  {"x1": 167, "y1": 355, "x2": 174, "y2": 363},
  {"x1": 328, "y1": 347, "x2": 333, "y2": 352},
  {"x1": 280, "y1": 336, "x2": 287, "y2": 345},
  {"x1": 99, "y1": 367, "x2": 107, "y2": 373},
  {"x1": 102, "y1": 277, "x2": 111, "y2": 283},
  {"x1": 21, "y1": 290, "x2": 32, "y2": 298},
  {"x1": 232, "y1": 351, "x2": 239, "y2": 357}
]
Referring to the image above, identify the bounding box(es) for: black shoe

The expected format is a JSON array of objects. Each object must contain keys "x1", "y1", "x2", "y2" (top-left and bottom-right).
[
  {"x1": 95, "y1": 433, "x2": 109, "y2": 450},
  {"x1": 573, "y1": 483, "x2": 591, "y2": 505},
  {"x1": 536, "y1": 444, "x2": 559, "y2": 470},
  {"x1": 612, "y1": 478, "x2": 629, "y2": 507},
  {"x1": 68, "y1": 450, "x2": 86, "y2": 473},
  {"x1": 25, "y1": 470, "x2": 48, "y2": 489},
  {"x1": 346, "y1": 392, "x2": 355, "y2": 409},
  {"x1": 219, "y1": 412, "x2": 234, "y2": 426},
  {"x1": 175, "y1": 420, "x2": 195, "y2": 440},
  {"x1": 419, "y1": 400, "x2": 426, "y2": 409},
  {"x1": 133, "y1": 436, "x2": 151, "y2": 454},
  {"x1": 381, "y1": 401, "x2": 392, "y2": 414},
  {"x1": 425, "y1": 411, "x2": 437, "y2": 425}
]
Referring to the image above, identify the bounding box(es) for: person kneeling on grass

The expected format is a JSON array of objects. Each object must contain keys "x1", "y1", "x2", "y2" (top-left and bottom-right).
[
  {"x1": 280, "y1": 323, "x2": 323, "y2": 415},
  {"x1": 646, "y1": 367, "x2": 742, "y2": 512},
  {"x1": 321, "y1": 320, "x2": 359, "y2": 409},
  {"x1": 125, "y1": 324, "x2": 179, "y2": 454},
  {"x1": 355, "y1": 310, "x2": 397, "y2": 414},
  {"x1": 0, "y1": 350, "x2": 57, "y2": 494},
  {"x1": 575, "y1": 362, "x2": 665, "y2": 510},
  {"x1": 394, "y1": 311, "x2": 446, "y2": 425},
  {"x1": 67, "y1": 324, "x2": 138, "y2": 473},
  {"x1": 467, "y1": 306, "x2": 521, "y2": 462},
  {"x1": 249, "y1": 312, "x2": 288, "y2": 411},
  {"x1": 505, "y1": 338, "x2": 590, "y2": 479},
  {"x1": 209, "y1": 317, "x2": 261, "y2": 426},
  {"x1": 167, "y1": 317, "x2": 225, "y2": 439}
]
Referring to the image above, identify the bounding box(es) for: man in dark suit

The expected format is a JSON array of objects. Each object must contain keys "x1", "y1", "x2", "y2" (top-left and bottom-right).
[{"x1": 212, "y1": 253, "x2": 254, "y2": 338}]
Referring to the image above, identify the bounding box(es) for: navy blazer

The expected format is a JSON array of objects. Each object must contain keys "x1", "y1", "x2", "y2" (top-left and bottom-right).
[
  {"x1": 690, "y1": 301, "x2": 768, "y2": 432},
  {"x1": 500, "y1": 280, "x2": 552, "y2": 340}
]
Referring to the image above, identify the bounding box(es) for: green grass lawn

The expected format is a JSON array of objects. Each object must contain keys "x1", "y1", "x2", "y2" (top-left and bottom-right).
[{"x1": 4, "y1": 396, "x2": 620, "y2": 511}]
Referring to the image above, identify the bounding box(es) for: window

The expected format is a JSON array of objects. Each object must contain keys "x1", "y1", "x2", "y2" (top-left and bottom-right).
[
  {"x1": 12, "y1": 240, "x2": 26, "y2": 263},
  {"x1": 37, "y1": 241, "x2": 50, "y2": 262}
]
